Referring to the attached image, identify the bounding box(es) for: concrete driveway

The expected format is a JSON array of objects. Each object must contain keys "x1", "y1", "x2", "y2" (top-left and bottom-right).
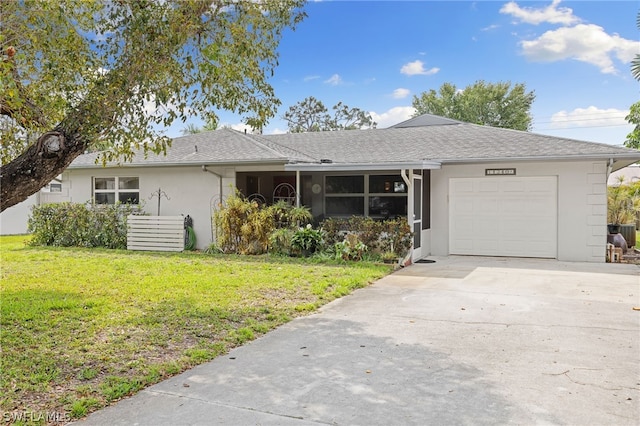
[{"x1": 76, "y1": 257, "x2": 639, "y2": 425}]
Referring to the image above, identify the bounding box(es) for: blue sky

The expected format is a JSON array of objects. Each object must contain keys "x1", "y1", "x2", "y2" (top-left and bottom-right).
[{"x1": 173, "y1": 0, "x2": 639, "y2": 146}]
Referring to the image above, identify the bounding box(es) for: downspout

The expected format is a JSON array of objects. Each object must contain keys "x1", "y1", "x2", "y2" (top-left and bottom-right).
[
  {"x1": 400, "y1": 169, "x2": 411, "y2": 187},
  {"x1": 202, "y1": 166, "x2": 224, "y2": 242},
  {"x1": 202, "y1": 165, "x2": 223, "y2": 200},
  {"x1": 401, "y1": 169, "x2": 414, "y2": 266},
  {"x1": 606, "y1": 158, "x2": 614, "y2": 179}
]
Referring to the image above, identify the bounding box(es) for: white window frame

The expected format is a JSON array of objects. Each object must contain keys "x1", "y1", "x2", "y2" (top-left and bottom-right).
[{"x1": 93, "y1": 177, "x2": 140, "y2": 205}]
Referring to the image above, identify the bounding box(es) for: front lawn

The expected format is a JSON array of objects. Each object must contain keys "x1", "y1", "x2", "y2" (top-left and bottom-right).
[{"x1": 0, "y1": 235, "x2": 391, "y2": 422}]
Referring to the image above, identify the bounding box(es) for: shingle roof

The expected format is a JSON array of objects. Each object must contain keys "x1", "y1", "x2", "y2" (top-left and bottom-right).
[
  {"x1": 263, "y1": 122, "x2": 640, "y2": 164},
  {"x1": 391, "y1": 113, "x2": 463, "y2": 128},
  {"x1": 69, "y1": 115, "x2": 640, "y2": 169},
  {"x1": 70, "y1": 128, "x2": 299, "y2": 167}
]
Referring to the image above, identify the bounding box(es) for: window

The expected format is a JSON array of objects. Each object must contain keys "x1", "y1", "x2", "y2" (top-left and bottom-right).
[
  {"x1": 48, "y1": 183, "x2": 62, "y2": 193},
  {"x1": 325, "y1": 176, "x2": 364, "y2": 216},
  {"x1": 94, "y1": 177, "x2": 139, "y2": 204},
  {"x1": 325, "y1": 176, "x2": 364, "y2": 194},
  {"x1": 324, "y1": 174, "x2": 407, "y2": 218},
  {"x1": 369, "y1": 175, "x2": 407, "y2": 218},
  {"x1": 369, "y1": 175, "x2": 407, "y2": 194}
]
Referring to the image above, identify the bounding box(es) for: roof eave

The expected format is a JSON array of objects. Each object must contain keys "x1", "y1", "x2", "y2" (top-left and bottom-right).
[
  {"x1": 68, "y1": 158, "x2": 288, "y2": 169},
  {"x1": 438, "y1": 153, "x2": 640, "y2": 165},
  {"x1": 284, "y1": 161, "x2": 442, "y2": 172}
]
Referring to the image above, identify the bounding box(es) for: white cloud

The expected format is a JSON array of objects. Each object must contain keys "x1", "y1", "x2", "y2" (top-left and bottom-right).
[
  {"x1": 392, "y1": 88, "x2": 411, "y2": 99},
  {"x1": 549, "y1": 106, "x2": 629, "y2": 129},
  {"x1": 481, "y1": 24, "x2": 499, "y2": 32},
  {"x1": 266, "y1": 127, "x2": 287, "y2": 135},
  {"x1": 500, "y1": 0, "x2": 580, "y2": 26},
  {"x1": 303, "y1": 75, "x2": 320, "y2": 82},
  {"x1": 400, "y1": 60, "x2": 439, "y2": 76},
  {"x1": 520, "y1": 24, "x2": 640, "y2": 74},
  {"x1": 370, "y1": 106, "x2": 416, "y2": 128},
  {"x1": 228, "y1": 122, "x2": 256, "y2": 133},
  {"x1": 324, "y1": 74, "x2": 343, "y2": 85}
]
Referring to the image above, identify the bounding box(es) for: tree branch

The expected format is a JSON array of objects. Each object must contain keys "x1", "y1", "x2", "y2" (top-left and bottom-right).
[{"x1": 1, "y1": 49, "x2": 50, "y2": 128}]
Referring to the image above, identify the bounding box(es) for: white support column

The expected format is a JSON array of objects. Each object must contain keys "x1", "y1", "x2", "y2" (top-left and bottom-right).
[{"x1": 296, "y1": 170, "x2": 301, "y2": 207}]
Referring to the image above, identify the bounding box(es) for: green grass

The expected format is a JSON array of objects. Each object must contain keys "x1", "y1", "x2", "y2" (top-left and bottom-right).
[
  {"x1": 636, "y1": 231, "x2": 639, "y2": 249},
  {"x1": 0, "y1": 235, "x2": 391, "y2": 422}
]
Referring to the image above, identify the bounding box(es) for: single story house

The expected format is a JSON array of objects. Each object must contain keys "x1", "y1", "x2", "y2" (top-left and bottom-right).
[
  {"x1": 15, "y1": 114, "x2": 640, "y2": 262},
  {"x1": 0, "y1": 176, "x2": 69, "y2": 235}
]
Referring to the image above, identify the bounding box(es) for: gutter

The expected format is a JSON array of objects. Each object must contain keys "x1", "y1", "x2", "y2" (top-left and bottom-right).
[
  {"x1": 284, "y1": 160, "x2": 442, "y2": 172},
  {"x1": 437, "y1": 152, "x2": 640, "y2": 165},
  {"x1": 68, "y1": 158, "x2": 288, "y2": 169}
]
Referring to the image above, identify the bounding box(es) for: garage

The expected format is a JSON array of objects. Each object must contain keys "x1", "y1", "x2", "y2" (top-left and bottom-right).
[{"x1": 449, "y1": 176, "x2": 558, "y2": 258}]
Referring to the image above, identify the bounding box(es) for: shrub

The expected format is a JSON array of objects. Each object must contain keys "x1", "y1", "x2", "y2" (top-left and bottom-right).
[
  {"x1": 608, "y1": 177, "x2": 640, "y2": 225},
  {"x1": 269, "y1": 228, "x2": 295, "y2": 256},
  {"x1": 335, "y1": 233, "x2": 367, "y2": 261},
  {"x1": 290, "y1": 224, "x2": 324, "y2": 256},
  {"x1": 379, "y1": 218, "x2": 413, "y2": 257},
  {"x1": 270, "y1": 201, "x2": 313, "y2": 229},
  {"x1": 28, "y1": 202, "x2": 141, "y2": 248},
  {"x1": 213, "y1": 192, "x2": 275, "y2": 254},
  {"x1": 320, "y1": 217, "x2": 346, "y2": 247},
  {"x1": 321, "y1": 216, "x2": 412, "y2": 258}
]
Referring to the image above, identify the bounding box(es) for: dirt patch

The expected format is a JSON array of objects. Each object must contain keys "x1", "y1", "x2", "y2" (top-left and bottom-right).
[{"x1": 621, "y1": 247, "x2": 640, "y2": 265}]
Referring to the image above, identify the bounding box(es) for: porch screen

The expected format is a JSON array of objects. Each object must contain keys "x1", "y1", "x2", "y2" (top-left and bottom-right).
[
  {"x1": 325, "y1": 176, "x2": 365, "y2": 216},
  {"x1": 324, "y1": 174, "x2": 407, "y2": 218}
]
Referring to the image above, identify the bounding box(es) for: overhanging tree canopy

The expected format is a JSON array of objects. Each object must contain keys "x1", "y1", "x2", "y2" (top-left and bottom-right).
[
  {"x1": 0, "y1": 0, "x2": 305, "y2": 212},
  {"x1": 411, "y1": 80, "x2": 535, "y2": 131}
]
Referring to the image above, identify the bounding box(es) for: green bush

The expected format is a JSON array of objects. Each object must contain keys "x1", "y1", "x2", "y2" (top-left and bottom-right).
[
  {"x1": 323, "y1": 216, "x2": 380, "y2": 248},
  {"x1": 378, "y1": 218, "x2": 413, "y2": 257},
  {"x1": 213, "y1": 192, "x2": 412, "y2": 259},
  {"x1": 335, "y1": 233, "x2": 367, "y2": 261},
  {"x1": 268, "y1": 228, "x2": 295, "y2": 256},
  {"x1": 271, "y1": 201, "x2": 313, "y2": 229},
  {"x1": 321, "y1": 216, "x2": 412, "y2": 258},
  {"x1": 214, "y1": 191, "x2": 318, "y2": 255},
  {"x1": 607, "y1": 178, "x2": 640, "y2": 225},
  {"x1": 28, "y1": 202, "x2": 141, "y2": 248},
  {"x1": 291, "y1": 224, "x2": 324, "y2": 256},
  {"x1": 213, "y1": 192, "x2": 276, "y2": 254}
]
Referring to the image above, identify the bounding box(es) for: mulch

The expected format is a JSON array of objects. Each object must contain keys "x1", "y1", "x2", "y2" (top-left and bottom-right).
[{"x1": 621, "y1": 248, "x2": 640, "y2": 265}]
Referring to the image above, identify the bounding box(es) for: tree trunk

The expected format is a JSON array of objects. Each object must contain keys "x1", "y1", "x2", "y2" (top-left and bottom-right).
[
  {"x1": 1, "y1": 122, "x2": 89, "y2": 212},
  {"x1": 0, "y1": 1, "x2": 239, "y2": 212}
]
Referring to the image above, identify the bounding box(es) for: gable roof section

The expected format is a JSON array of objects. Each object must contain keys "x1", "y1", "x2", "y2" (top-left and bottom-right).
[
  {"x1": 69, "y1": 128, "x2": 299, "y2": 168},
  {"x1": 266, "y1": 122, "x2": 640, "y2": 165},
  {"x1": 70, "y1": 115, "x2": 640, "y2": 169},
  {"x1": 391, "y1": 113, "x2": 463, "y2": 128}
]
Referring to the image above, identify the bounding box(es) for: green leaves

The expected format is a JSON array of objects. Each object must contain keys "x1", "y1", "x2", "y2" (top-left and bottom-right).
[
  {"x1": 632, "y1": 12, "x2": 640, "y2": 81},
  {"x1": 412, "y1": 80, "x2": 535, "y2": 131},
  {"x1": 624, "y1": 101, "x2": 640, "y2": 149},
  {"x1": 282, "y1": 96, "x2": 377, "y2": 133},
  {"x1": 1, "y1": 0, "x2": 306, "y2": 199}
]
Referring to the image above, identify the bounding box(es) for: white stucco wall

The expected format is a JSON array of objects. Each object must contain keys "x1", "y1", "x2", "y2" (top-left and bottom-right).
[
  {"x1": 66, "y1": 166, "x2": 236, "y2": 250},
  {"x1": 430, "y1": 161, "x2": 608, "y2": 263},
  {"x1": 0, "y1": 193, "x2": 38, "y2": 235},
  {"x1": 0, "y1": 178, "x2": 71, "y2": 235}
]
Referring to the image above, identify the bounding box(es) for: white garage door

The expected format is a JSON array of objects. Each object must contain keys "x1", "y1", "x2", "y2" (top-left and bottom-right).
[{"x1": 449, "y1": 176, "x2": 557, "y2": 258}]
